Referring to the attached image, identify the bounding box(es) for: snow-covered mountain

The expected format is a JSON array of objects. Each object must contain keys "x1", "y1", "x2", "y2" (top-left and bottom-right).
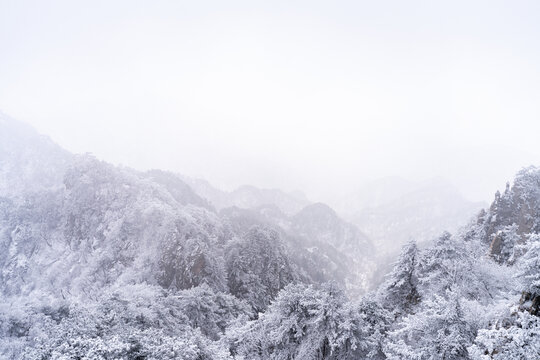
[
  {"x1": 0, "y1": 117, "x2": 375, "y2": 299},
  {"x1": 233, "y1": 169, "x2": 540, "y2": 359},
  {"x1": 218, "y1": 203, "x2": 376, "y2": 294},
  {"x1": 291, "y1": 202, "x2": 373, "y2": 258},
  {"x1": 0, "y1": 115, "x2": 538, "y2": 359},
  {"x1": 335, "y1": 177, "x2": 485, "y2": 254},
  {"x1": 182, "y1": 176, "x2": 311, "y2": 216},
  {"x1": 0, "y1": 117, "x2": 383, "y2": 358}
]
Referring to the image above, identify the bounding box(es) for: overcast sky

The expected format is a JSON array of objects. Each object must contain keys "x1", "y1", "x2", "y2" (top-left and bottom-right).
[{"x1": 1, "y1": 0, "x2": 539, "y2": 203}]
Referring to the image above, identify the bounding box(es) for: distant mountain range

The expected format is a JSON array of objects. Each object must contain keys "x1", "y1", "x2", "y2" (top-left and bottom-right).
[
  {"x1": 183, "y1": 171, "x2": 485, "y2": 257},
  {"x1": 0, "y1": 114, "x2": 375, "y2": 303},
  {"x1": 181, "y1": 176, "x2": 311, "y2": 216},
  {"x1": 332, "y1": 176, "x2": 486, "y2": 254}
]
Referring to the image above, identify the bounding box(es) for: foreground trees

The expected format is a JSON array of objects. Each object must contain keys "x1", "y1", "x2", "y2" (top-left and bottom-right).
[
  {"x1": 228, "y1": 283, "x2": 390, "y2": 360},
  {"x1": 0, "y1": 285, "x2": 240, "y2": 359},
  {"x1": 387, "y1": 290, "x2": 473, "y2": 360}
]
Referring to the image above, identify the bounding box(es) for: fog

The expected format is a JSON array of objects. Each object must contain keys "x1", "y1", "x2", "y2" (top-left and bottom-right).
[{"x1": 1, "y1": 0, "x2": 540, "y2": 204}]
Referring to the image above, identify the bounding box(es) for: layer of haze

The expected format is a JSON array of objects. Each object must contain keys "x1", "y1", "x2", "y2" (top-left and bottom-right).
[{"x1": 1, "y1": 0, "x2": 539, "y2": 203}]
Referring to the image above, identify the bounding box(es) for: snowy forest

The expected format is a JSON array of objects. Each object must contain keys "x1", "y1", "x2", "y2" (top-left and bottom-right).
[{"x1": 0, "y1": 113, "x2": 539, "y2": 360}]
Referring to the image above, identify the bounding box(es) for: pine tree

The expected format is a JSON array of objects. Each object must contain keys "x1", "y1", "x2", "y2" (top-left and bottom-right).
[{"x1": 378, "y1": 240, "x2": 420, "y2": 315}]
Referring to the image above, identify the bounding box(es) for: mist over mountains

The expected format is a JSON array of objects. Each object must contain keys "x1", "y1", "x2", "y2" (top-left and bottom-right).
[
  {"x1": 180, "y1": 176, "x2": 311, "y2": 216},
  {"x1": 0, "y1": 114, "x2": 539, "y2": 359},
  {"x1": 182, "y1": 165, "x2": 485, "y2": 259},
  {"x1": 0, "y1": 114, "x2": 375, "y2": 291},
  {"x1": 334, "y1": 177, "x2": 486, "y2": 254}
]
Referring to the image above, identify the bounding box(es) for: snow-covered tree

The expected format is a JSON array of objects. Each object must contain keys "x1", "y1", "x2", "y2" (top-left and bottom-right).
[
  {"x1": 416, "y1": 231, "x2": 501, "y2": 301},
  {"x1": 515, "y1": 233, "x2": 540, "y2": 315},
  {"x1": 225, "y1": 226, "x2": 297, "y2": 312},
  {"x1": 386, "y1": 289, "x2": 474, "y2": 360},
  {"x1": 158, "y1": 220, "x2": 227, "y2": 292},
  {"x1": 377, "y1": 240, "x2": 420, "y2": 315},
  {"x1": 469, "y1": 309, "x2": 540, "y2": 360},
  {"x1": 229, "y1": 283, "x2": 390, "y2": 360},
  {"x1": 175, "y1": 284, "x2": 252, "y2": 340},
  {"x1": 418, "y1": 232, "x2": 464, "y2": 293},
  {"x1": 0, "y1": 285, "x2": 235, "y2": 359}
]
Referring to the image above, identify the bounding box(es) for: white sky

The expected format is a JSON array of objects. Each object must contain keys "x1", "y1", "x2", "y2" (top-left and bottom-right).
[{"x1": 1, "y1": 0, "x2": 539, "y2": 203}]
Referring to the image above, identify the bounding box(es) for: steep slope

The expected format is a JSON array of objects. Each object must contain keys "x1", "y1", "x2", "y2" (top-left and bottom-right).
[
  {"x1": 291, "y1": 202, "x2": 373, "y2": 256},
  {"x1": 0, "y1": 113, "x2": 72, "y2": 198},
  {"x1": 218, "y1": 204, "x2": 375, "y2": 294},
  {"x1": 0, "y1": 155, "x2": 229, "y2": 297},
  {"x1": 225, "y1": 226, "x2": 297, "y2": 312},
  {"x1": 180, "y1": 177, "x2": 230, "y2": 209},
  {"x1": 143, "y1": 169, "x2": 213, "y2": 210},
  {"x1": 469, "y1": 167, "x2": 540, "y2": 259}
]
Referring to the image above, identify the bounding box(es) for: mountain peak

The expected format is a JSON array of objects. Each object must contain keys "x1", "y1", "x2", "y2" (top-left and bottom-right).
[{"x1": 294, "y1": 202, "x2": 338, "y2": 220}]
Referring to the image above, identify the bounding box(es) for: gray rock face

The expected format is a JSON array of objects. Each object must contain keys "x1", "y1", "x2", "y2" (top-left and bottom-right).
[{"x1": 472, "y1": 167, "x2": 540, "y2": 261}]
